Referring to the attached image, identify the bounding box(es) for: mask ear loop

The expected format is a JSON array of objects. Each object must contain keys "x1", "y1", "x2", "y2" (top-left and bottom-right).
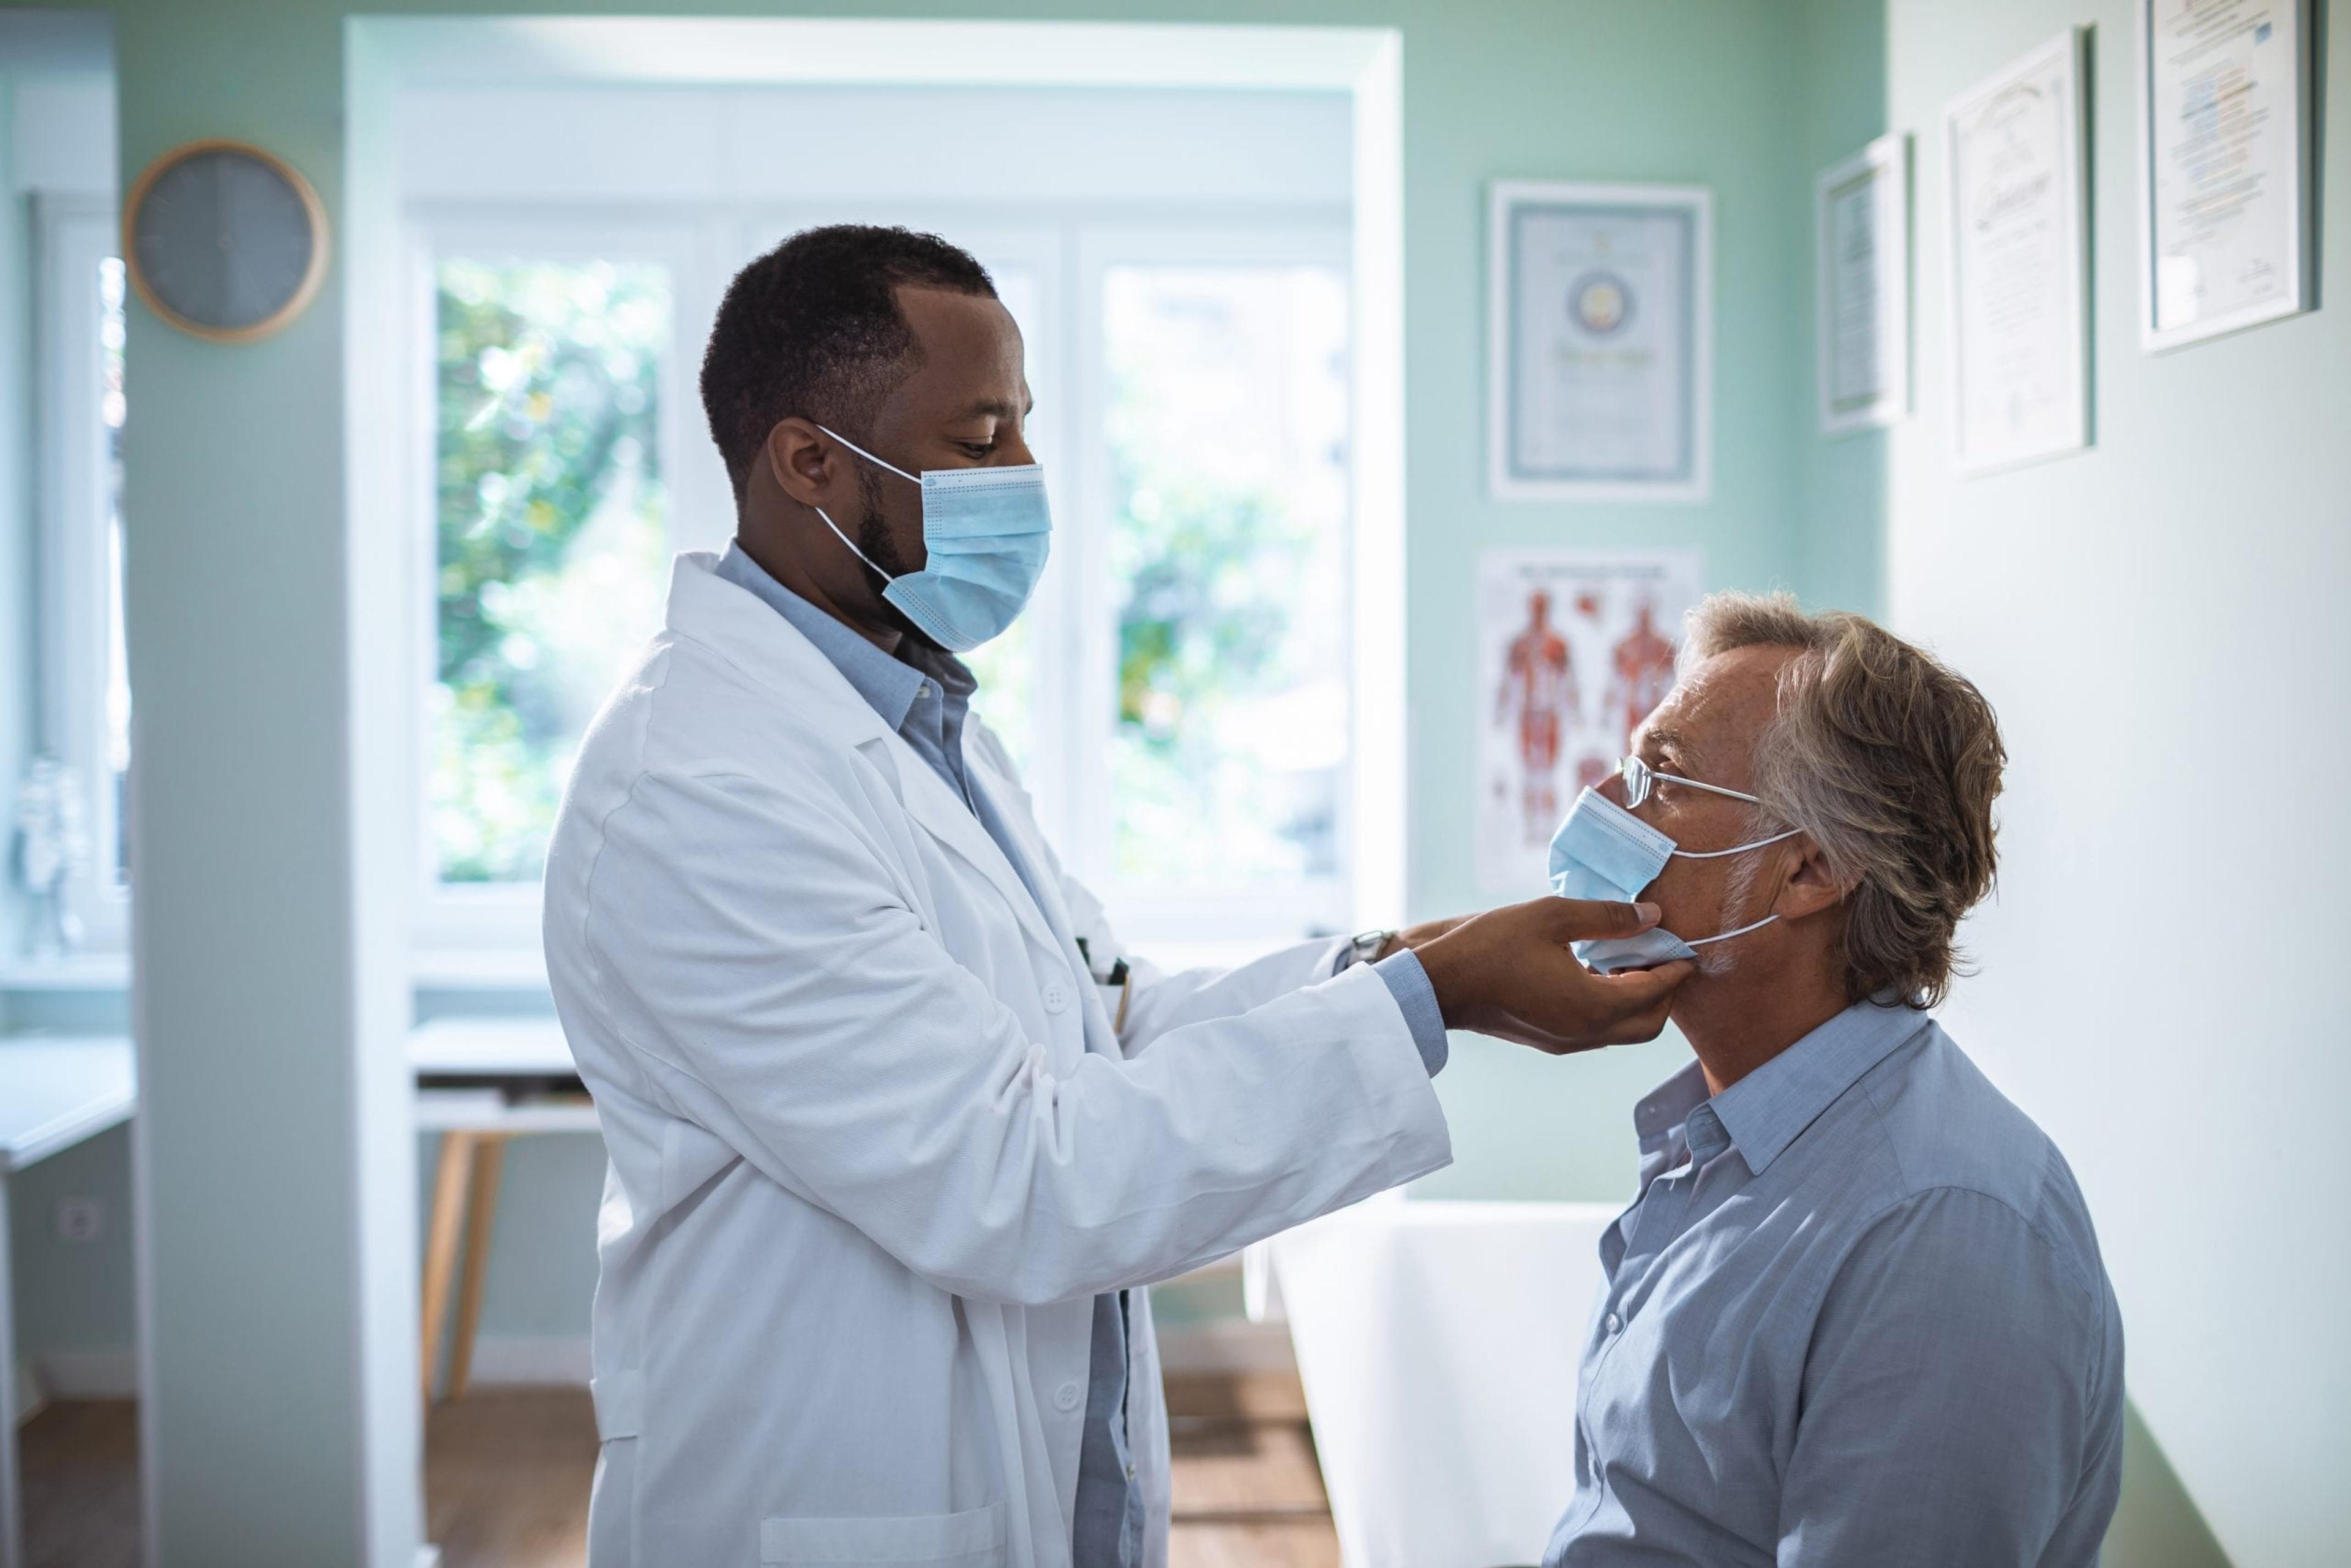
[
  {"x1": 1676, "y1": 825, "x2": 1805, "y2": 947},
  {"x1": 814, "y1": 423, "x2": 921, "y2": 484},
  {"x1": 1684, "y1": 912, "x2": 1780, "y2": 947},
  {"x1": 768, "y1": 435, "x2": 901, "y2": 585},
  {"x1": 1671, "y1": 827, "x2": 1802, "y2": 860}
]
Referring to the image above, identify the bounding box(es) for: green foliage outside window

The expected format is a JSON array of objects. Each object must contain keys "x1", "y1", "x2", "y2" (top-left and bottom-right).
[
  {"x1": 1104, "y1": 373, "x2": 1324, "y2": 884},
  {"x1": 433, "y1": 260, "x2": 670, "y2": 883}
]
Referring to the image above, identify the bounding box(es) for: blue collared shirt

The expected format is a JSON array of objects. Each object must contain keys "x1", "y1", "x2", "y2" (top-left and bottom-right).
[
  {"x1": 715, "y1": 546, "x2": 1445, "y2": 1566},
  {"x1": 1545, "y1": 1000, "x2": 2125, "y2": 1567}
]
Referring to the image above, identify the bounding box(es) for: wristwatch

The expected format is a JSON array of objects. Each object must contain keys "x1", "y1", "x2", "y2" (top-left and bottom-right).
[{"x1": 1346, "y1": 929, "x2": 1397, "y2": 969}]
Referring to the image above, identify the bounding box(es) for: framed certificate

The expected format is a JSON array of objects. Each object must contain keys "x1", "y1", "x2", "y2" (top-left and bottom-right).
[
  {"x1": 1815, "y1": 133, "x2": 1912, "y2": 435},
  {"x1": 1944, "y1": 31, "x2": 2091, "y2": 476},
  {"x1": 2137, "y1": 0, "x2": 2312, "y2": 351},
  {"x1": 1488, "y1": 182, "x2": 1712, "y2": 503}
]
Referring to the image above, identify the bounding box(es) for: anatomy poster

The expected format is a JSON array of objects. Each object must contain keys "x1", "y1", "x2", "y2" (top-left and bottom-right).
[{"x1": 1477, "y1": 550, "x2": 1702, "y2": 895}]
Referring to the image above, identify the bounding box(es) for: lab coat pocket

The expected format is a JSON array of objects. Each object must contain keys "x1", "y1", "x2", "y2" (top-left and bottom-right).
[{"x1": 759, "y1": 1499, "x2": 1008, "y2": 1566}]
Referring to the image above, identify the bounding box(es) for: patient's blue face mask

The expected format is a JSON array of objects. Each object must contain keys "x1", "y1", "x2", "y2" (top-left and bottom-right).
[
  {"x1": 1547, "y1": 763, "x2": 1801, "y2": 974},
  {"x1": 808, "y1": 424, "x2": 1053, "y2": 653}
]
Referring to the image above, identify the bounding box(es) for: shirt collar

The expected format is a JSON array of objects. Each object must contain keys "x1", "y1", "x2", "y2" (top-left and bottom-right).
[
  {"x1": 1633, "y1": 1060, "x2": 1712, "y2": 1160},
  {"x1": 715, "y1": 542, "x2": 928, "y2": 730},
  {"x1": 1705, "y1": 999, "x2": 1933, "y2": 1175}
]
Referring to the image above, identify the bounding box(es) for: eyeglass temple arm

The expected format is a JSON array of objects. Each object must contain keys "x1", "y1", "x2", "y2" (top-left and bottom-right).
[{"x1": 1649, "y1": 768, "x2": 1763, "y2": 805}]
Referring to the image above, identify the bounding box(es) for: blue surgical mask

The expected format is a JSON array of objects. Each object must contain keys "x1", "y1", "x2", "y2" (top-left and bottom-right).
[
  {"x1": 1547, "y1": 787, "x2": 1801, "y2": 973},
  {"x1": 808, "y1": 424, "x2": 1052, "y2": 653}
]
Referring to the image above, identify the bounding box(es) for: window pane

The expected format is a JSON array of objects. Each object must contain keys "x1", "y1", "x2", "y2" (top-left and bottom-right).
[
  {"x1": 433, "y1": 260, "x2": 670, "y2": 883},
  {"x1": 99, "y1": 256, "x2": 130, "y2": 885},
  {"x1": 1103, "y1": 264, "x2": 1350, "y2": 889},
  {"x1": 957, "y1": 264, "x2": 1042, "y2": 773}
]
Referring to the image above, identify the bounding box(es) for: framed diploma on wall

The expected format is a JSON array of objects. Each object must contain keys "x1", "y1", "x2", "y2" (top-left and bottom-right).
[
  {"x1": 2137, "y1": 0, "x2": 2313, "y2": 351},
  {"x1": 1488, "y1": 182, "x2": 1712, "y2": 503},
  {"x1": 1944, "y1": 31, "x2": 2091, "y2": 476},
  {"x1": 1815, "y1": 134, "x2": 1912, "y2": 435}
]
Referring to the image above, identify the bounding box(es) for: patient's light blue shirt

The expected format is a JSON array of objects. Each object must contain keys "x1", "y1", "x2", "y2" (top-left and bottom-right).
[
  {"x1": 1544, "y1": 1000, "x2": 2125, "y2": 1568},
  {"x1": 716, "y1": 545, "x2": 1444, "y2": 1567}
]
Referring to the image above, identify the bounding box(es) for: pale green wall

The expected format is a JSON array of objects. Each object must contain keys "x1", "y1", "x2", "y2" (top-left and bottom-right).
[
  {"x1": 1794, "y1": 0, "x2": 1891, "y2": 617},
  {"x1": 1415, "y1": 0, "x2": 1896, "y2": 1203},
  {"x1": 110, "y1": 0, "x2": 371, "y2": 1557}
]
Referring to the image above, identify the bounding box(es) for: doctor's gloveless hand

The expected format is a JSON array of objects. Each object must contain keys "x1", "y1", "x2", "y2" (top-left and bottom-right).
[{"x1": 1412, "y1": 897, "x2": 1693, "y2": 1055}]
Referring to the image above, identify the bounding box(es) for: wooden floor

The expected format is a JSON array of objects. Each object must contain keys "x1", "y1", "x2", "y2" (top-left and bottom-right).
[
  {"x1": 20, "y1": 1401, "x2": 141, "y2": 1568},
  {"x1": 21, "y1": 1373, "x2": 1338, "y2": 1567}
]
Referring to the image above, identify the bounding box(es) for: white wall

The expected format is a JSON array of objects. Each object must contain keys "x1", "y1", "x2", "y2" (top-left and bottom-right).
[{"x1": 1884, "y1": 4, "x2": 2348, "y2": 1563}]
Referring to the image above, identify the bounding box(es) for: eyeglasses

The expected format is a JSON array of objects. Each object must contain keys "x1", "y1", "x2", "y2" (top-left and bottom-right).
[{"x1": 1618, "y1": 755, "x2": 1761, "y2": 809}]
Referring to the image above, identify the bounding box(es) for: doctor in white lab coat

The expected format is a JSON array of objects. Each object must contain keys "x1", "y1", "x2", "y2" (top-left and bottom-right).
[{"x1": 544, "y1": 224, "x2": 1690, "y2": 1568}]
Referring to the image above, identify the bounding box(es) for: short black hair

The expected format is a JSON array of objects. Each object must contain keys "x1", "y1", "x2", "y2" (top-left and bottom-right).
[{"x1": 699, "y1": 224, "x2": 997, "y2": 503}]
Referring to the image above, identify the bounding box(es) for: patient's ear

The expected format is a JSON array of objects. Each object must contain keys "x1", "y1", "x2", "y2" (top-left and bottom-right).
[{"x1": 1771, "y1": 837, "x2": 1850, "y2": 923}]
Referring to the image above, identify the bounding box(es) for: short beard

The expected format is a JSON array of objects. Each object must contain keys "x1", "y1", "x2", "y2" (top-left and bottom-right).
[
  {"x1": 853, "y1": 465, "x2": 939, "y2": 650},
  {"x1": 1697, "y1": 812, "x2": 1772, "y2": 979}
]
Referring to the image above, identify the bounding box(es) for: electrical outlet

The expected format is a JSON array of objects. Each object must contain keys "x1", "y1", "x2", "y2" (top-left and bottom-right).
[{"x1": 56, "y1": 1196, "x2": 104, "y2": 1244}]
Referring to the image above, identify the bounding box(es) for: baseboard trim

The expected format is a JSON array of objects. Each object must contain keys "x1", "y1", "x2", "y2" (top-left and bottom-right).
[
  {"x1": 31, "y1": 1348, "x2": 135, "y2": 1401},
  {"x1": 10, "y1": 1359, "x2": 46, "y2": 1425}
]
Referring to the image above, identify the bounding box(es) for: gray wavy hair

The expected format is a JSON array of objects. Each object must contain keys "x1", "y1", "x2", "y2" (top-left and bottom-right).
[{"x1": 1685, "y1": 592, "x2": 2004, "y2": 1008}]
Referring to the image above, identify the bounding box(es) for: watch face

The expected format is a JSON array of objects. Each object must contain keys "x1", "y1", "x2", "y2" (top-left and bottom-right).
[{"x1": 130, "y1": 146, "x2": 318, "y2": 336}]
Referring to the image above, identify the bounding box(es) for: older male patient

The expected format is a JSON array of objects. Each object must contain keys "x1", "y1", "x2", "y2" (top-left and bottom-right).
[{"x1": 1542, "y1": 595, "x2": 2124, "y2": 1567}]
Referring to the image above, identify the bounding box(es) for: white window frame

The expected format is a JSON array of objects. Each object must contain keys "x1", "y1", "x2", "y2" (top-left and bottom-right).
[
  {"x1": 34, "y1": 192, "x2": 130, "y2": 953},
  {"x1": 403, "y1": 205, "x2": 722, "y2": 962}
]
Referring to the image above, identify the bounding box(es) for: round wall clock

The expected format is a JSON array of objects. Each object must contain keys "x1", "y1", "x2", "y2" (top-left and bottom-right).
[{"x1": 122, "y1": 140, "x2": 329, "y2": 344}]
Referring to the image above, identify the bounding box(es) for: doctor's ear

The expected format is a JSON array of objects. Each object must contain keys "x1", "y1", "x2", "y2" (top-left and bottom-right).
[
  {"x1": 763, "y1": 419, "x2": 842, "y2": 508},
  {"x1": 1772, "y1": 836, "x2": 1852, "y2": 924}
]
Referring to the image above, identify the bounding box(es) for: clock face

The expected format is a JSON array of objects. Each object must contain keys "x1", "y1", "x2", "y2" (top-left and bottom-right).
[{"x1": 128, "y1": 144, "x2": 322, "y2": 339}]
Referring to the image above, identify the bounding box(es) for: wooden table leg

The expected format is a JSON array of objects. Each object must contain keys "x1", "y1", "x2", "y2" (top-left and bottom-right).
[
  {"x1": 419, "y1": 1131, "x2": 476, "y2": 1404},
  {"x1": 0, "y1": 1172, "x2": 23, "y2": 1568},
  {"x1": 446, "y1": 1134, "x2": 508, "y2": 1402}
]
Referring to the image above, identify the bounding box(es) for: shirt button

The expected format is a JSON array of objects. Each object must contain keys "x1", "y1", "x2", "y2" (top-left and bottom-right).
[
  {"x1": 1042, "y1": 982, "x2": 1071, "y2": 1013},
  {"x1": 917, "y1": 682, "x2": 933, "y2": 698},
  {"x1": 1605, "y1": 1312, "x2": 1622, "y2": 1335},
  {"x1": 1053, "y1": 1381, "x2": 1082, "y2": 1412},
  {"x1": 1126, "y1": 1462, "x2": 1137, "y2": 1480}
]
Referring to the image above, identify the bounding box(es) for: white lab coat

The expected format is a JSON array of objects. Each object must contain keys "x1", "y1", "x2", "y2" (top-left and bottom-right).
[{"x1": 544, "y1": 552, "x2": 1451, "y2": 1568}]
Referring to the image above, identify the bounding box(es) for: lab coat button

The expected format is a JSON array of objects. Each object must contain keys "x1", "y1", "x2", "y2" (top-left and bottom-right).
[
  {"x1": 1043, "y1": 983, "x2": 1071, "y2": 1013},
  {"x1": 1605, "y1": 1312, "x2": 1622, "y2": 1335},
  {"x1": 1053, "y1": 1381, "x2": 1083, "y2": 1412}
]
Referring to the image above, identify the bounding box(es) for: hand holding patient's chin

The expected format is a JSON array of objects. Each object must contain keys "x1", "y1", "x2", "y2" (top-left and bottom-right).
[{"x1": 1414, "y1": 896, "x2": 1693, "y2": 1055}]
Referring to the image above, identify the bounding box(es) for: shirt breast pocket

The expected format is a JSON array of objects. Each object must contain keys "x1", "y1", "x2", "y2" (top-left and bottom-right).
[{"x1": 760, "y1": 1500, "x2": 1007, "y2": 1566}]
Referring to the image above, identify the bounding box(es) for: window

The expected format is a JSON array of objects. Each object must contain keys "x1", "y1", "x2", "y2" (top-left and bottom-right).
[
  {"x1": 407, "y1": 217, "x2": 703, "y2": 959},
  {"x1": 429, "y1": 258, "x2": 672, "y2": 885},
  {"x1": 33, "y1": 195, "x2": 132, "y2": 951},
  {"x1": 1098, "y1": 261, "x2": 1351, "y2": 902}
]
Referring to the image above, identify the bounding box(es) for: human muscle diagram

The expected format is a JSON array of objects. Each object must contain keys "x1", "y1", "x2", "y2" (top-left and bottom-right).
[{"x1": 1476, "y1": 550, "x2": 1701, "y2": 894}]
